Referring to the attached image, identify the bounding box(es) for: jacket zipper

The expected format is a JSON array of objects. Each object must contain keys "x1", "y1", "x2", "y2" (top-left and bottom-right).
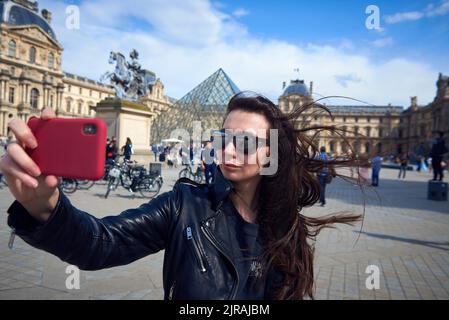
[
  {"x1": 168, "y1": 281, "x2": 176, "y2": 300},
  {"x1": 200, "y1": 217, "x2": 240, "y2": 300},
  {"x1": 186, "y1": 227, "x2": 207, "y2": 273},
  {"x1": 8, "y1": 228, "x2": 16, "y2": 249}
]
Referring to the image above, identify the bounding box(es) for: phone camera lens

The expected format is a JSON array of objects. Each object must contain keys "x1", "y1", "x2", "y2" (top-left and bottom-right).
[{"x1": 84, "y1": 124, "x2": 97, "y2": 135}]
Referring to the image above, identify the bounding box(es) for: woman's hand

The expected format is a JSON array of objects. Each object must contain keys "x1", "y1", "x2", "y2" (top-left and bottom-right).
[{"x1": 0, "y1": 107, "x2": 60, "y2": 222}]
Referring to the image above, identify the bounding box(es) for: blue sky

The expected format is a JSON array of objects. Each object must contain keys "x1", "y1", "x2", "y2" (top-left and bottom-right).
[
  {"x1": 235, "y1": 0, "x2": 449, "y2": 67},
  {"x1": 39, "y1": 0, "x2": 449, "y2": 106}
]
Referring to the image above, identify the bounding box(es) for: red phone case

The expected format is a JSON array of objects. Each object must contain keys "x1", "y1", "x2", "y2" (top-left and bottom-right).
[{"x1": 26, "y1": 117, "x2": 107, "y2": 180}]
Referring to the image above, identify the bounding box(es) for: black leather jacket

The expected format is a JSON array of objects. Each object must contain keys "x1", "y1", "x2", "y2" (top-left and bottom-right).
[{"x1": 7, "y1": 168, "x2": 281, "y2": 300}]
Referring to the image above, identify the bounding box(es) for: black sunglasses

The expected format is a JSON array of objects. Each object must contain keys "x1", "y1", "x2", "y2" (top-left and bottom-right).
[{"x1": 211, "y1": 129, "x2": 269, "y2": 155}]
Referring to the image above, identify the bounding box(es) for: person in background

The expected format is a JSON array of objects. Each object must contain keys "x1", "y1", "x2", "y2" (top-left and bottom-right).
[
  {"x1": 416, "y1": 156, "x2": 422, "y2": 173},
  {"x1": 105, "y1": 137, "x2": 117, "y2": 165},
  {"x1": 316, "y1": 146, "x2": 329, "y2": 206},
  {"x1": 201, "y1": 140, "x2": 217, "y2": 184},
  {"x1": 189, "y1": 141, "x2": 195, "y2": 164},
  {"x1": 430, "y1": 131, "x2": 448, "y2": 181},
  {"x1": 151, "y1": 144, "x2": 159, "y2": 162},
  {"x1": 121, "y1": 137, "x2": 133, "y2": 161},
  {"x1": 111, "y1": 137, "x2": 118, "y2": 160},
  {"x1": 371, "y1": 154, "x2": 383, "y2": 187},
  {"x1": 398, "y1": 153, "x2": 409, "y2": 179},
  {"x1": 422, "y1": 157, "x2": 428, "y2": 171}
]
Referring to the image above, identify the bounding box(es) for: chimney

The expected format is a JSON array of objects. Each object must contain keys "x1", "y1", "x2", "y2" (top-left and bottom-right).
[
  {"x1": 411, "y1": 96, "x2": 417, "y2": 110},
  {"x1": 42, "y1": 9, "x2": 52, "y2": 24},
  {"x1": 309, "y1": 81, "x2": 313, "y2": 95},
  {"x1": 282, "y1": 81, "x2": 286, "y2": 89}
]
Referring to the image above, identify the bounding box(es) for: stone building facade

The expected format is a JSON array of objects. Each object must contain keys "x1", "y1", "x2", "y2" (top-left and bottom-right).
[
  {"x1": 0, "y1": 0, "x2": 172, "y2": 148},
  {"x1": 279, "y1": 74, "x2": 449, "y2": 158}
]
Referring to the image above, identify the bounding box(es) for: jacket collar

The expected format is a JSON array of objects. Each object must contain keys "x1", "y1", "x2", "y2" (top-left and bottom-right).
[{"x1": 211, "y1": 166, "x2": 234, "y2": 210}]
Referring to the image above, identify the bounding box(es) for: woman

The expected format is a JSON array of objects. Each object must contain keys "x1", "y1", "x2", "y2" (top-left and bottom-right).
[
  {"x1": 0, "y1": 92, "x2": 362, "y2": 300},
  {"x1": 121, "y1": 137, "x2": 133, "y2": 161}
]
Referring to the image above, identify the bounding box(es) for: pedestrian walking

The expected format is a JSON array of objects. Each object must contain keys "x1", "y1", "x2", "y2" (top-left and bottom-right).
[
  {"x1": 316, "y1": 146, "x2": 329, "y2": 206},
  {"x1": 371, "y1": 154, "x2": 382, "y2": 186},
  {"x1": 398, "y1": 153, "x2": 409, "y2": 179},
  {"x1": 121, "y1": 137, "x2": 133, "y2": 161},
  {"x1": 201, "y1": 140, "x2": 217, "y2": 184}
]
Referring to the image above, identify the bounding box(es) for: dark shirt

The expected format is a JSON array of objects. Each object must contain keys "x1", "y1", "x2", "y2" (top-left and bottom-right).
[
  {"x1": 106, "y1": 144, "x2": 114, "y2": 159},
  {"x1": 223, "y1": 200, "x2": 264, "y2": 299},
  {"x1": 123, "y1": 144, "x2": 132, "y2": 157},
  {"x1": 400, "y1": 156, "x2": 409, "y2": 166},
  {"x1": 430, "y1": 138, "x2": 448, "y2": 159}
]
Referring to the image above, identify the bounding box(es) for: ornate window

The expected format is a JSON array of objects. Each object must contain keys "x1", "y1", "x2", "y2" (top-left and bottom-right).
[
  {"x1": 8, "y1": 40, "x2": 16, "y2": 57},
  {"x1": 66, "y1": 100, "x2": 72, "y2": 113},
  {"x1": 9, "y1": 87, "x2": 15, "y2": 104},
  {"x1": 365, "y1": 142, "x2": 370, "y2": 154},
  {"x1": 48, "y1": 53, "x2": 54, "y2": 69},
  {"x1": 366, "y1": 127, "x2": 371, "y2": 137},
  {"x1": 29, "y1": 47, "x2": 36, "y2": 63},
  {"x1": 30, "y1": 89, "x2": 39, "y2": 109}
]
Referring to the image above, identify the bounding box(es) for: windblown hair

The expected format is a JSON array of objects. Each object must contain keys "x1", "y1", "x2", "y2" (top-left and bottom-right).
[{"x1": 225, "y1": 92, "x2": 369, "y2": 300}]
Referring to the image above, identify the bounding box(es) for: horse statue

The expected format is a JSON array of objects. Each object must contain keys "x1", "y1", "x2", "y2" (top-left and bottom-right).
[
  {"x1": 100, "y1": 49, "x2": 156, "y2": 101},
  {"x1": 100, "y1": 51, "x2": 132, "y2": 99}
]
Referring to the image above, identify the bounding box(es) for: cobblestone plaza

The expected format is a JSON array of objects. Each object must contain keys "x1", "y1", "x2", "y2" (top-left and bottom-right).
[{"x1": 1, "y1": 163, "x2": 448, "y2": 300}]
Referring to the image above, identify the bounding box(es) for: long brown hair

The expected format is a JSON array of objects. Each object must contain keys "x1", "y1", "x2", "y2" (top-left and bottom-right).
[{"x1": 225, "y1": 92, "x2": 368, "y2": 300}]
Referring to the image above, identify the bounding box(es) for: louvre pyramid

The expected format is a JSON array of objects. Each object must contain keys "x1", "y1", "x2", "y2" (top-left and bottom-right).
[{"x1": 151, "y1": 68, "x2": 240, "y2": 143}]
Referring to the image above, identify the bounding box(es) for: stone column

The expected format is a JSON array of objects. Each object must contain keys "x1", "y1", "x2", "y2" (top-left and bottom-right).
[
  {"x1": 19, "y1": 84, "x2": 24, "y2": 104},
  {"x1": 0, "y1": 81, "x2": 4, "y2": 101},
  {"x1": 4, "y1": 112, "x2": 9, "y2": 136},
  {"x1": 0, "y1": 112, "x2": 4, "y2": 136},
  {"x1": 25, "y1": 84, "x2": 30, "y2": 104},
  {"x1": 42, "y1": 88, "x2": 47, "y2": 108}
]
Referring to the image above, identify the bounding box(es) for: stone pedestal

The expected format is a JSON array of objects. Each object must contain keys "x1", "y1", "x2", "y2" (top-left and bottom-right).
[{"x1": 95, "y1": 98, "x2": 156, "y2": 164}]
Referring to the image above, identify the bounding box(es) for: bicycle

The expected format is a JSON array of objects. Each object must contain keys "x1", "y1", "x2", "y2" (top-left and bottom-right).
[
  {"x1": 128, "y1": 166, "x2": 163, "y2": 199},
  {"x1": 77, "y1": 179, "x2": 95, "y2": 190},
  {"x1": 61, "y1": 178, "x2": 78, "y2": 194},
  {"x1": 178, "y1": 163, "x2": 205, "y2": 183},
  {"x1": 104, "y1": 162, "x2": 122, "y2": 199}
]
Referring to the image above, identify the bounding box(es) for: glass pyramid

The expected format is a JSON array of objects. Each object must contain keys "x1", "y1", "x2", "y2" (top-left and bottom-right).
[{"x1": 151, "y1": 68, "x2": 240, "y2": 144}]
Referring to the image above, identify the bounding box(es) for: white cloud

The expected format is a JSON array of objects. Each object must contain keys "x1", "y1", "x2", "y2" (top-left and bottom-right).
[
  {"x1": 385, "y1": 0, "x2": 449, "y2": 24},
  {"x1": 385, "y1": 11, "x2": 424, "y2": 24},
  {"x1": 372, "y1": 37, "x2": 394, "y2": 48},
  {"x1": 233, "y1": 8, "x2": 250, "y2": 18},
  {"x1": 39, "y1": 0, "x2": 439, "y2": 107}
]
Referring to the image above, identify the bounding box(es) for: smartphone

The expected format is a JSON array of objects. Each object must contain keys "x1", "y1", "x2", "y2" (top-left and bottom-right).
[{"x1": 26, "y1": 117, "x2": 107, "y2": 180}]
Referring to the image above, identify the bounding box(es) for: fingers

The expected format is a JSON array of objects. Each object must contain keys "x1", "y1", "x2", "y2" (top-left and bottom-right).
[
  {"x1": 41, "y1": 107, "x2": 56, "y2": 120},
  {"x1": 7, "y1": 119, "x2": 38, "y2": 149},
  {"x1": 0, "y1": 156, "x2": 38, "y2": 188},
  {"x1": 44, "y1": 175, "x2": 60, "y2": 189},
  {"x1": 6, "y1": 142, "x2": 41, "y2": 177}
]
